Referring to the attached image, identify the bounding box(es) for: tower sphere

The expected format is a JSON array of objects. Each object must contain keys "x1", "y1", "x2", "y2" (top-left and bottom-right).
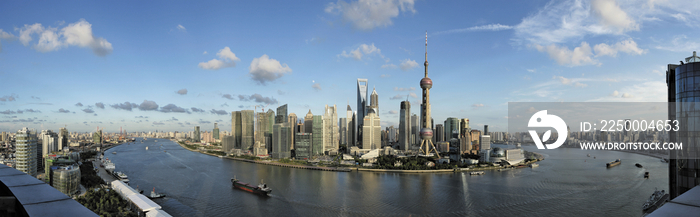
[
  {"x1": 420, "y1": 128, "x2": 433, "y2": 139},
  {"x1": 420, "y1": 77, "x2": 433, "y2": 89}
]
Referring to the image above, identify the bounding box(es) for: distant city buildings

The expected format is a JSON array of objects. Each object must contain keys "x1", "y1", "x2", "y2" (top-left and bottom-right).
[
  {"x1": 312, "y1": 115, "x2": 324, "y2": 156},
  {"x1": 213, "y1": 123, "x2": 220, "y2": 140}
]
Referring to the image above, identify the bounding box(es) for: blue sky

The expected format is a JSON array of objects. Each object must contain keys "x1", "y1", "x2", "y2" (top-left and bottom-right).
[{"x1": 0, "y1": 0, "x2": 697, "y2": 133}]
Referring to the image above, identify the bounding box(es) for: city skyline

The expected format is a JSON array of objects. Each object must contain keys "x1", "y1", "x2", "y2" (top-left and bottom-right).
[{"x1": 0, "y1": 0, "x2": 695, "y2": 133}]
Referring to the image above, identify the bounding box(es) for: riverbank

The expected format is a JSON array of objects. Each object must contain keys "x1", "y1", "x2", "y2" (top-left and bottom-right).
[{"x1": 174, "y1": 139, "x2": 544, "y2": 174}]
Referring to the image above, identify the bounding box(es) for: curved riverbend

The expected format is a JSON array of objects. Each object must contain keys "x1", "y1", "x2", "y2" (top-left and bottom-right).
[{"x1": 107, "y1": 138, "x2": 668, "y2": 216}]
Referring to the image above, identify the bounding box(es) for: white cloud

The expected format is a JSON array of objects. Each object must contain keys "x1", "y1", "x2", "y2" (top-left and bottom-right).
[
  {"x1": 17, "y1": 19, "x2": 113, "y2": 56},
  {"x1": 472, "y1": 103, "x2": 485, "y2": 108},
  {"x1": 394, "y1": 87, "x2": 415, "y2": 91},
  {"x1": 198, "y1": 47, "x2": 240, "y2": 70},
  {"x1": 554, "y1": 75, "x2": 588, "y2": 87},
  {"x1": 0, "y1": 29, "x2": 15, "y2": 52},
  {"x1": 339, "y1": 43, "x2": 383, "y2": 61},
  {"x1": 249, "y1": 54, "x2": 292, "y2": 85},
  {"x1": 535, "y1": 38, "x2": 645, "y2": 66},
  {"x1": 588, "y1": 81, "x2": 666, "y2": 102},
  {"x1": 535, "y1": 42, "x2": 598, "y2": 66},
  {"x1": 399, "y1": 59, "x2": 418, "y2": 71},
  {"x1": 590, "y1": 0, "x2": 638, "y2": 32},
  {"x1": 203, "y1": 51, "x2": 207, "y2": 54},
  {"x1": 593, "y1": 38, "x2": 646, "y2": 57},
  {"x1": 409, "y1": 92, "x2": 418, "y2": 98},
  {"x1": 434, "y1": 24, "x2": 513, "y2": 36},
  {"x1": 514, "y1": 0, "x2": 639, "y2": 45},
  {"x1": 381, "y1": 63, "x2": 397, "y2": 69},
  {"x1": 177, "y1": 24, "x2": 186, "y2": 32},
  {"x1": 655, "y1": 35, "x2": 700, "y2": 52},
  {"x1": 380, "y1": 74, "x2": 391, "y2": 78},
  {"x1": 312, "y1": 83, "x2": 322, "y2": 91},
  {"x1": 325, "y1": 0, "x2": 416, "y2": 30}
]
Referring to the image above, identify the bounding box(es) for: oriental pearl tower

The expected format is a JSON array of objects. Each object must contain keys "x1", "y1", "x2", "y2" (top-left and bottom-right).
[{"x1": 419, "y1": 31, "x2": 440, "y2": 157}]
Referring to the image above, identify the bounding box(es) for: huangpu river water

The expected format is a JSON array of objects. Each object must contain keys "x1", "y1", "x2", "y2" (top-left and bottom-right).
[{"x1": 106, "y1": 139, "x2": 668, "y2": 216}]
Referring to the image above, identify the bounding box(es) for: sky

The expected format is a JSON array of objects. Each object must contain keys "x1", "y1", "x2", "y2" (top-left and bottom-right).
[{"x1": 0, "y1": 0, "x2": 698, "y2": 133}]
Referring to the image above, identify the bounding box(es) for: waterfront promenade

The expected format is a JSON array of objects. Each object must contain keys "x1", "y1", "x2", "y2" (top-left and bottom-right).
[{"x1": 173, "y1": 139, "x2": 543, "y2": 174}]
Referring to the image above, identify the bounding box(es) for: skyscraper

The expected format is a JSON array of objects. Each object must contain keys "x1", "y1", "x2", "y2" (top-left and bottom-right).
[
  {"x1": 369, "y1": 87, "x2": 379, "y2": 115},
  {"x1": 339, "y1": 117, "x2": 347, "y2": 145},
  {"x1": 231, "y1": 111, "x2": 242, "y2": 149},
  {"x1": 295, "y1": 133, "x2": 312, "y2": 159},
  {"x1": 213, "y1": 123, "x2": 220, "y2": 140},
  {"x1": 362, "y1": 110, "x2": 381, "y2": 150},
  {"x1": 667, "y1": 51, "x2": 700, "y2": 199},
  {"x1": 323, "y1": 104, "x2": 339, "y2": 152},
  {"x1": 16, "y1": 127, "x2": 38, "y2": 176},
  {"x1": 272, "y1": 123, "x2": 291, "y2": 159},
  {"x1": 347, "y1": 105, "x2": 356, "y2": 147},
  {"x1": 194, "y1": 126, "x2": 201, "y2": 142},
  {"x1": 304, "y1": 110, "x2": 314, "y2": 134},
  {"x1": 419, "y1": 32, "x2": 440, "y2": 157},
  {"x1": 58, "y1": 127, "x2": 68, "y2": 151},
  {"x1": 312, "y1": 115, "x2": 324, "y2": 156},
  {"x1": 444, "y1": 117, "x2": 460, "y2": 141},
  {"x1": 435, "y1": 124, "x2": 445, "y2": 142},
  {"x1": 357, "y1": 79, "x2": 369, "y2": 126},
  {"x1": 241, "y1": 110, "x2": 255, "y2": 150},
  {"x1": 399, "y1": 100, "x2": 411, "y2": 151},
  {"x1": 275, "y1": 104, "x2": 288, "y2": 124},
  {"x1": 411, "y1": 114, "x2": 419, "y2": 146},
  {"x1": 288, "y1": 113, "x2": 297, "y2": 149}
]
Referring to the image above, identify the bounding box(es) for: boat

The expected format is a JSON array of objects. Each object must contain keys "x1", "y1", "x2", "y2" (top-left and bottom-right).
[
  {"x1": 146, "y1": 187, "x2": 166, "y2": 199},
  {"x1": 636, "y1": 163, "x2": 643, "y2": 168},
  {"x1": 642, "y1": 189, "x2": 669, "y2": 213},
  {"x1": 530, "y1": 163, "x2": 539, "y2": 168},
  {"x1": 587, "y1": 154, "x2": 591, "y2": 157},
  {"x1": 112, "y1": 171, "x2": 129, "y2": 183},
  {"x1": 469, "y1": 171, "x2": 484, "y2": 175},
  {"x1": 146, "y1": 146, "x2": 149, "y2": 150},
  {"x1": 660, "y1": 158, "x2": 669, "y2": 163},
  {"x1": 606, "y1": 159, "x2": 621, "y2": 168},
  {"x1": 135, "y1": 185, "x2": 144, "y2": 194},
  {"x1": 112, "y1": 151, "x2": 117, "y2": 154},
  {"x1": 645, "y1": 172, "x2": 650, "y2": 179},
  {"x1": 231, "y1": 177, "x2": 272, "y2": 195},
  {"x1": 498, "y1": 167, "x2": 513, "y2": 172}
]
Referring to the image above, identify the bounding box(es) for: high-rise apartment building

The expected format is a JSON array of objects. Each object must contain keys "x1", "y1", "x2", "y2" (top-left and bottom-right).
[
  {"x1": 16, "y1": 127, "x2": 38, "y2": 176},
  {"x1": 362, "y1": 110, "x2": 381, "y2": 150},
  {"x1": 411, "y1": 114, "x2": 419, "y2": 146},
  {"x1": 399, "y1": 100, "x2": 411, "y2": 151},
  {"x1": 323, "y1": 104, "x2": 339, "y2": 152},
  {"x1": 312, "y1": 115, "x2": 324, "y2": 156},
  {"x1": 667, "y1": 51, "x2": 700, "y2": 198},
  {"x1": 339, "y1": 117, "x2": 347, "y2": 146}
]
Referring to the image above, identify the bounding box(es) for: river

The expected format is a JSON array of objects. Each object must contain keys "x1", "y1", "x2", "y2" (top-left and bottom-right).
[{"x1": 106, "y1": 138, "x2": 668, "y2": 216}]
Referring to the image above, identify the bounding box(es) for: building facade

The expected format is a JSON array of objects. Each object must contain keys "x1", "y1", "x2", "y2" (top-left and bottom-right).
[
  {"x1": 667, "y1": 51, "x2": 700, "y2": 198},
  {"x1": 362, "y1": 111, "x2": 381, "y2": 150},
  {"x1": 312, "y1": 115, "x2": 324, "y2": 156},
  {"x1": 16, "y1": 127, "x2": 38, "y2": 176},
  {"x1": 323, "y1": 104, "x2": 339, "y2": 153}
]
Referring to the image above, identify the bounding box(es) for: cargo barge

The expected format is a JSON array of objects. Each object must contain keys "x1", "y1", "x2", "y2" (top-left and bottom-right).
[
  {"x1": 606, "y1": 159, "x2": 621, "y2": 168},
  {"x1": 231, "y1": 177, "x2": 271, "y2": 195}
]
